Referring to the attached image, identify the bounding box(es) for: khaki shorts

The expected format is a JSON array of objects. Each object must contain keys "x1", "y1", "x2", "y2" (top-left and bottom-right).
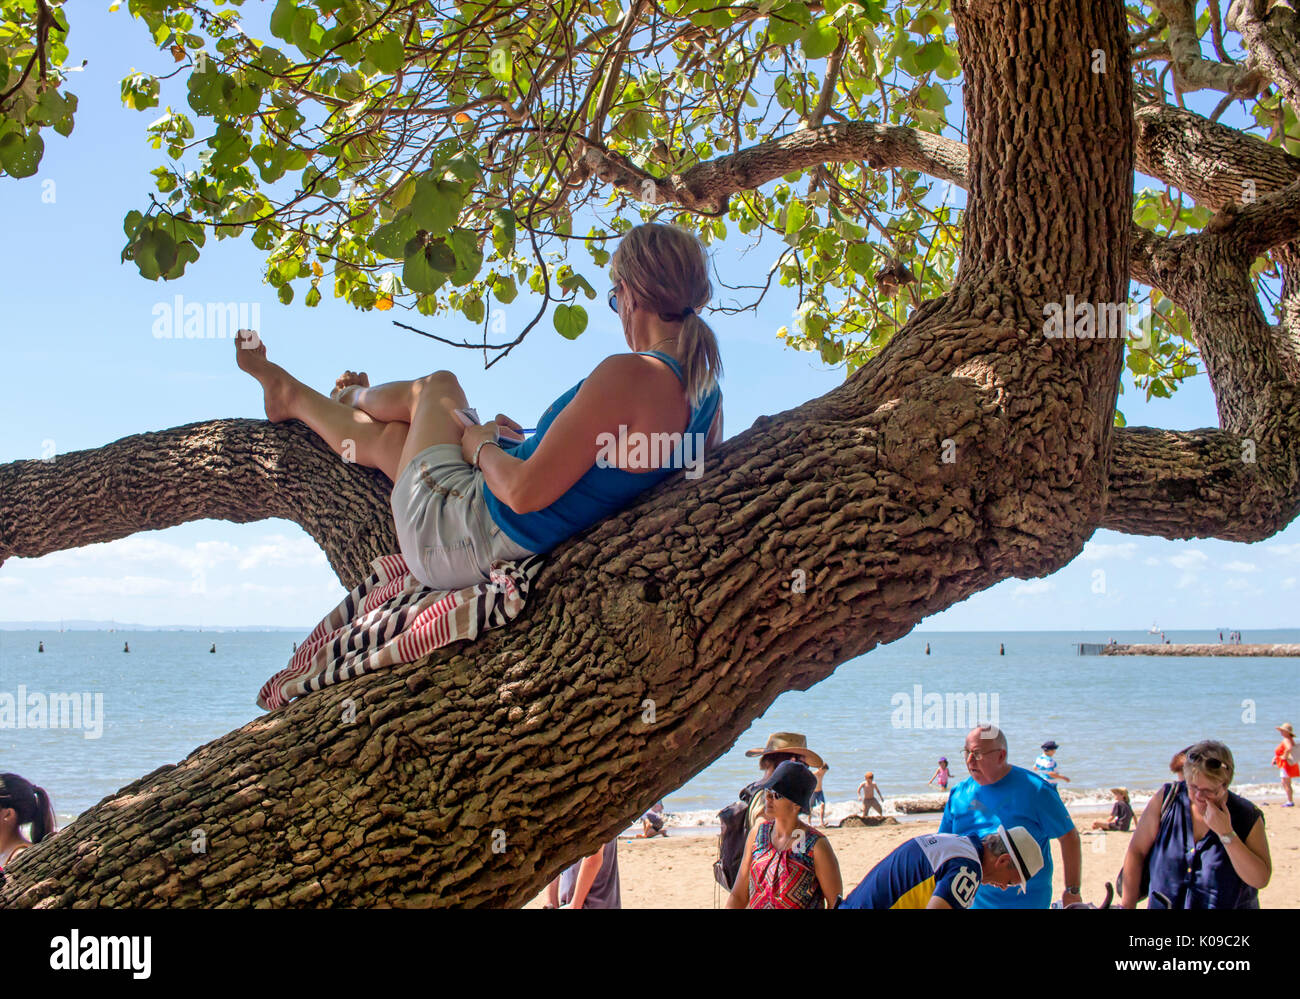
[{"x1": 390, "y1": 443, "x2": 535, "y2": 590}]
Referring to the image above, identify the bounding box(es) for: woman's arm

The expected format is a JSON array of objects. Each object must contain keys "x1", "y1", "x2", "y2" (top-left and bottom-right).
[
  {"x1": 726, "y1": 823, "x2": 762, "y2": 909},
  {"x1": 812, "y1": 836, "x2": 843, "y2": 908},
  {"x1": 1207, "y1": 804, "x2": 1271, "y2": 890},
  {"x1": 473, "y1": 355, "x2": 680, "y2": 515},
  {"x1": 1119, "y1": 788, "x2": 1163, "y2": 908}
]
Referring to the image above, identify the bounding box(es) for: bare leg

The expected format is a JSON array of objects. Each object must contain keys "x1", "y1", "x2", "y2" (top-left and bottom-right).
[{"x1": 234, "y1": 331, "x2": 409, "y2": 482}]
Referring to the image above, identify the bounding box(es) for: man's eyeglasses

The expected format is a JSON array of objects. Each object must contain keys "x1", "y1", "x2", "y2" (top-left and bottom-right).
[{"x1": 962, "y1": 749, "x2": 997, "y2": 762}]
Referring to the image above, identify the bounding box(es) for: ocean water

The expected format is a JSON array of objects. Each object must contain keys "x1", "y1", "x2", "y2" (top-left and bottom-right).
[{"x1": 1, "y1": 628, "x2": 1297, "y2": 830}]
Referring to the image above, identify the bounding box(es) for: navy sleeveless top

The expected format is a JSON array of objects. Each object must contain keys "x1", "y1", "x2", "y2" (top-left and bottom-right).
[
  {"x1": 1146, "y1": 781, "x2": 1263, "y2": 909},
  {"x1": 483, "y1": 351, "x2": 722, "y2": 553}
]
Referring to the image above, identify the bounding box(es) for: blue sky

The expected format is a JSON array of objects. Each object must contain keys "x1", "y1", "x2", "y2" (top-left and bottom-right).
[{"x1": 0, "y1": 5, "x2": 1296, "y2": 631}]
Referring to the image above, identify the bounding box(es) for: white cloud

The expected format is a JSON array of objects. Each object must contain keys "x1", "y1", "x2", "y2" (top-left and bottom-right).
[
  {"x1": 1223, "y1": 561, "x2": 1257, "y2": 573},
  {"x1": 1144, "y1": 557, "x2": 1161, "y2": 567},
  {"x1": 1013, "y1": 580, "x2": 1056, "y2": 596},
  {"x1": 1263, "y1": 542, "x2": 1300, "y2": 559},
  {"x1": 1223, "y1": 578, "x2": 1250, "y2": 592},
  {"x1": 0, "y1": 576, "x2": 24, "y2": 590},
  {"x1": 58, "y1": 575, "x2": 182, "y2": 598},
  {"x1": 1169, "y1": 550, "x2": 1208, "y2": 571},
  {"x1": 1283, "y1": 578, "x2": 1297, "y2": 590},
  {"x1": 1080, "y1": 541, "x2": 1137, "y2": 561}
]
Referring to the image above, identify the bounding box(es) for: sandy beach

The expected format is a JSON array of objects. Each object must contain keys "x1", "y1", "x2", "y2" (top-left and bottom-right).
[{"x1": 527, "y1": 800, "x2": 1300, "y2": 908}]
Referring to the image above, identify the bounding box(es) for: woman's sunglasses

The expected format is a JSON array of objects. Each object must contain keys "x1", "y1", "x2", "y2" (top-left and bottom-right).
[
  {"x1": 608, "y1": 287, "x2": 619, "y2": 313},
  {"x1": 765, "y1": 790, "x2": 786, "y2": 803},
  {"x1": 1186, "y1": 749, "x2": 1227, "y2": 772}
]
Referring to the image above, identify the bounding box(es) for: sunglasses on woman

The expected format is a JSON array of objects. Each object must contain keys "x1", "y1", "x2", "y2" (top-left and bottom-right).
[{"x1": 1186, "y1": 749, "x2": 1227, "y2": 772}]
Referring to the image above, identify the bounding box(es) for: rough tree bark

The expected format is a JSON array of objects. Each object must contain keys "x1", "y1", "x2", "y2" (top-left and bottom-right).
[{"x1": 0, "y1": 0, "x2": 1293, "y2": 907}]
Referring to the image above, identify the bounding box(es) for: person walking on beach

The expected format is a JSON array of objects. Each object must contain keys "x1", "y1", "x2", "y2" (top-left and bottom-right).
[
  {"x1": 545, "y1": 839, "x2": 621, "y2": 909},
  {"x1": 928, "y1": 758, "x2": 951, "y2": 791},
  {"x1": 838, "y1": 826, "x2": 1043, "y2": 909},
  {"x1": 0, "y1": 773, "x2": 56, "y2": 874},
  {"x1": 234, "y1": 222, "x2": 724, "y2": 591},
  {"x1": 940, "y1": 725, "x2": 1083, "y2": 908},
  {"x1": 1034, "y1": 740, "x2": 1070, "y2": 783},
  {"x1": 727, "y1": 761, "x2": 842, "y2": 909},
  {"x1": 811, "y1": 763, "x2": 830, "y2": 826},
  {"x1": 1120, "y1": 740, "x2": 1270, "y2": 909},
  {"x1": 857, "y1": 772, "x2": 883, "y2": 819},
  {"x1": 1273, "y1": 723, "x2": 1298, "y2": 807},
  {"x1": 1091, "y1": 788, "x2": 1134, "y2": 832}
]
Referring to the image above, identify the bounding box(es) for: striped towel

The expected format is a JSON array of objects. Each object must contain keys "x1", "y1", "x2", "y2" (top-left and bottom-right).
[{"x1": 257, "y1": 552, "x2": 546, "y2": 711}]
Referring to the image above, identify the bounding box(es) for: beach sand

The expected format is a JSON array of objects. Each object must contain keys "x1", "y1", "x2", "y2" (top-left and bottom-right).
[{"x1": 526, "y1": 801, "x2": 1300, "y2": 908}]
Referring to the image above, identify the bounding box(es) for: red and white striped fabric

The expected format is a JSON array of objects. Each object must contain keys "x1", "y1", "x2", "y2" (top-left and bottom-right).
[{"x1": 257, "y1": 552, "x2": 545, "y2": 711}]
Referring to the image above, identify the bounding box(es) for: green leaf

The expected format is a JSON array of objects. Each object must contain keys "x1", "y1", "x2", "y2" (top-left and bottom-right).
[
  {"x1": 0, "y1": 131, "x2": 44, "y2": 178},
  {"x1": 278, "y1": 282, "x2": 294, "y2": 305},
  {"x1": 913, "y1": 40, "x2": 945, "y2": 73},
  {"x1": 409, "y1": 176, "x2": 462, "y2": 234},
  {"x1": 492, "y1": 273, "x2": 517, "y2": 303},
  {"x1": 492, "y1": 207, "x2": 516, "y2": 258},
  {"x1": 270, "y1": 0, "x2": 298, "y2": 41},
  {"x1": 800, "y1": 19, "x2": 840, "y2": 60},
  {"x1": 845, "y1": 242, "x2": 874, "y2": 274},
  {"x1": 305, "y1": 286, "x2": 322, "y2": 307},
  {"x1": 553, "y1": 303, "x2": 588, "y2": 339},
  {"x1": 365, "y1": 33, "x2": 404, "y2": 75},
  {"x1": 369, "y1": 213, "x2": 417, "y2": 259},
  {"x1": 403, "y1": 242, "x2": 447, "y2": 294},
  {"x1": 447, "y1": 227, "x2": 483, "y2": 285}
]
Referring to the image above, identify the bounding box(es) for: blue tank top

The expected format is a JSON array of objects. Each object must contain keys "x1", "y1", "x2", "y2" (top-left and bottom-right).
[
  {"x1": 1146, "y1": 781, "x2": 1262, "y2": 909},
  {"x1": 483, "y1": 351, "x2": 722, "y2": 553}
]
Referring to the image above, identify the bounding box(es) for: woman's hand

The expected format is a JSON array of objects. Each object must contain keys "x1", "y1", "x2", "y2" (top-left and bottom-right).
[
  {"x1": 495, "y1": 413, "x2": 526, "y2": 443},
  {"x1": 461, "y1": 423, "x2": 500, "y2": 466},
  {"x1": 1202, "y1": 796, "x2": 1233, "y2": 839}
]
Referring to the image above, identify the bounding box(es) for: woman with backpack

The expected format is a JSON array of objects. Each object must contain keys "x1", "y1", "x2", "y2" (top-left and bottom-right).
[{"x1": 726, "y1": 761, "x2": 842, "y2": 909}]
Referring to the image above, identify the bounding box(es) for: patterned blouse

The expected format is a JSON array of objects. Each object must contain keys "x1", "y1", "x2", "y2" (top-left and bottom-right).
[{"x1": 747, "y1": 821, "x2": 825, "y2": 909}]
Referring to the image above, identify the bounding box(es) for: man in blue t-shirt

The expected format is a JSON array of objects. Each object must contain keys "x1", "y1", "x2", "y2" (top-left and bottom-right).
[
  {"x1": 837, "y1": 827, "x2": 1043, "y2": 909},
  {"x1": 939, "y1": 725, "x2": 1082, "y2": 908}
]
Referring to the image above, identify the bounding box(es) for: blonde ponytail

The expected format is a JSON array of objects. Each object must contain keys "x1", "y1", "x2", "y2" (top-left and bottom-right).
[{"x1": 611, "y1": 223, "x2": 723, "y2": 406}]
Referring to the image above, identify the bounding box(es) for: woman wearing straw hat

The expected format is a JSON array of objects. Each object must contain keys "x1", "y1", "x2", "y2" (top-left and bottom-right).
[
  {"x1": 1272, "y1": 723, "x2": 1298, "y2": 807},
  {"x1": 741, "y1": 733, "x2": 825, "y2": 833}
]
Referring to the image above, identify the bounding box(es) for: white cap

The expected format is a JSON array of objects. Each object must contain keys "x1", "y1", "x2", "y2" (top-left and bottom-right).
[{"x1": 997, "y1": 825, "x2": 1045, "y2": 892}]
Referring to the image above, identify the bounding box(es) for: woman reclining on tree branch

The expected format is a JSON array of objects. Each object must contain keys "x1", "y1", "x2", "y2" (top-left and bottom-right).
[{"x1": 235, "y1": 222, "x2": 724, "y2": 590}]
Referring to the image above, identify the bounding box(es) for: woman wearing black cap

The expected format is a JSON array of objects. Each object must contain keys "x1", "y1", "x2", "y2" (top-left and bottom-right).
[
  {"x1": 0, "y1": 772, "x2": 56, "y2": 873},
  {"x1": 725, "y1": 761, "x2": 842, "y2": 909}
]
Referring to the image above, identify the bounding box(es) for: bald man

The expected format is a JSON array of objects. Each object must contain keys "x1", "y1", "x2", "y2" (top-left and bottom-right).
[{"x1": 938, "y1": 724, "x2": 1082, "y2": 908}]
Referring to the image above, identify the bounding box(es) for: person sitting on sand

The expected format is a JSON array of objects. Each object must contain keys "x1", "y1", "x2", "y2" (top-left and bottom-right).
[
  {"x1": 1091, "y1": 788, "x2": 1133, "y2": 832},
  {"x1": 1273, "y1": 723, "x2": 1298, "y2": 807},
  {"x1": 1034, "y1": 740, "x2": 1070, "y2": 783},
  {"x1": 928, "y1": 757, "x2": 951, "y2": 791},
  {"x1": 727, "y1": 761, "x2": 842, "y2": 909},
  {"x1": 0, "y1": 773, "x2": 56, "y2": 873},
  {"x1": 857, "y1": 772, "x2": 883, "y2": 818},
  {"x1": 1120, "y1": 740, "x2": 1270, "y2": 909},
  {"x1": 235, "y1": 223, "x2": 723, "y2": 591},
  {"x1": 811, "y1": 763, "x2": 830, "y2": 826},
  {"x1": 838, "y1": 826, "x2": 1043, "y2": 909},
  {"x1": 638, "y1": 800, "x2": 668, "y2": 838}
]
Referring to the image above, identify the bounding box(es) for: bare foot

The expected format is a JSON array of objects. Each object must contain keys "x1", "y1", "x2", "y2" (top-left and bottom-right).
[
  {"x1": 234, "y1": 329, "x2": 297, "y2": 422},
  {"x1": 331, "y1": 370, "x2": 370, "y2": 406}
]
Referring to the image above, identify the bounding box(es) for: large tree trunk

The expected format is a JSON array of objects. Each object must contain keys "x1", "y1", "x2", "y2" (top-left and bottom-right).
[{"x1": 0, "y1": 0, "x2": 1222, "y2": 908}]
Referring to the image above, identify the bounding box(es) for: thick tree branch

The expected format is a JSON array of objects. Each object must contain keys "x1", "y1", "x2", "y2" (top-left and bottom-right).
[
  {"x1": 1151, "y1": 0, "x2": 1262, "y2": 96},
  {"x1": 0, "y1": 420, "x2": 396, "y2": 590},
  {"x1": 1231, "y1": 0, "x2": 1300, "y2": 112}
]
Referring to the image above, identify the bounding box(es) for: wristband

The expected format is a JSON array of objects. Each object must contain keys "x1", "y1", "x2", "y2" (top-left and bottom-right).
[
  {"x1": 472, "y1": 439, "x2": 501, "y2": 469},
  {"x1": 1065, "y1": 885, "x2": 1081, "y2": 894}
]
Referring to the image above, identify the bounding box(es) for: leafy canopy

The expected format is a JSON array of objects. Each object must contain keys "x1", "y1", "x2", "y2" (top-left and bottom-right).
[{"x1": 0, "y1": 0, "x2": 1290, "y2": 406}]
